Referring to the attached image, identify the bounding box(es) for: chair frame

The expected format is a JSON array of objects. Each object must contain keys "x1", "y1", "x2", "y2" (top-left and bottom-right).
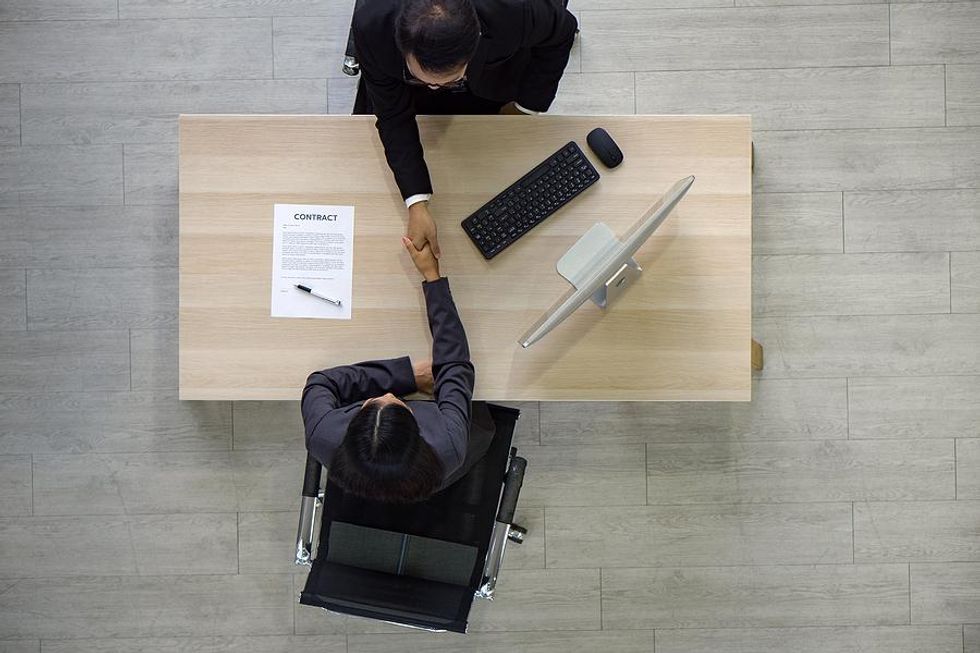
[{"x1": 294, "y1": 444, "x2": 527, "y2": 609}]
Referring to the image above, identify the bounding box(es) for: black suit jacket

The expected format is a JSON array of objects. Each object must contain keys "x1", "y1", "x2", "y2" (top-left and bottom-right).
[
  {"x1": 352, "y1": 0, "x2": 578, "y2": 199},
  {"x1": 301, "y1": 278, "x2": 474, "y2": 484}
]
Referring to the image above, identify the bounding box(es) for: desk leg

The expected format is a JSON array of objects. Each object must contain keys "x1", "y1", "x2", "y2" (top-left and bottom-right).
[
  {"x1": 750, "y1": 141, "x2": 760, "y2": 369},
  {"x1": 750, "y1": 144, "x2": 759, "y2": 369}
]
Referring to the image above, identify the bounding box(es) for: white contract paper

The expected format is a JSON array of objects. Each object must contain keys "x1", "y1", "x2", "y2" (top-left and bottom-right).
[{"x1": 271, "y1": 203, "x2": 354, "y2": 319}]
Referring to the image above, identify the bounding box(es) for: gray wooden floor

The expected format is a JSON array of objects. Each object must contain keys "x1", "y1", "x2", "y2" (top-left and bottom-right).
[{"x1": 1, "y1": 0, "x2": 979, "y2": 651}]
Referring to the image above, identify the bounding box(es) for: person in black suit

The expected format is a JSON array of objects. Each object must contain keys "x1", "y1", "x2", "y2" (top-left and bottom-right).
[
  {"x1": 352, "y1": 0, "x2": 578, "y2": 259},
  {"x1": 301, "y1": 237, "x2": 494, "y2": 503}
]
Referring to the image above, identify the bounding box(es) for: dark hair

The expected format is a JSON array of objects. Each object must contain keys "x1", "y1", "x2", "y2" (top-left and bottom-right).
[
  {"x1": 329, "y1": 402, "x2": 444, "y2": 503},
  {"x1": 395, "y1": 0, "x2": 480, "y2": 74}
]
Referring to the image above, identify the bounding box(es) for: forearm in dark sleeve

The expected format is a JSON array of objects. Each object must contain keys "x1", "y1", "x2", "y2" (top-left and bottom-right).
[
  {"x1": 301, "y1": 357, "x2": 418, "y2": 434},
  {"x1": 422, "y1": 278, "x2": 475, "y2": 430},
  {"x1": 423, "y1": 278, "x2": 470, "y2": 367},
  {"x1": 354, "y1": 26, "x2": 433, "y2": 198}
]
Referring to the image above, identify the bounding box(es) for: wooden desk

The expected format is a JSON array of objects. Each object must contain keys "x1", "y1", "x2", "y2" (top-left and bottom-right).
[{"x1": 179, "y1": 115, "x2": 752, "y2": 401}]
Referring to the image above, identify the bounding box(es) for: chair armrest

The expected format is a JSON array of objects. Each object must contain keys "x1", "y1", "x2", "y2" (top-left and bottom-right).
[
  {"x1": 477, "y1": 451, "x2": 529, "y2": 600},
  {"x1": 296, "y1": 453, "x2": 324, "y2": 566},
  {"x1": 303, "y1": 453, "x2": 322, "y2": 498},
  {"x1": 341, "y1": 0, "x2": 361, "y2": 76},
  {"x1": 495, "y1": 454, "x2": 526, "y2": 525}
]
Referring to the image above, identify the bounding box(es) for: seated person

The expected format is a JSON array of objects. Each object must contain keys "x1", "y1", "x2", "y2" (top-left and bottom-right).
[{"x1": 301, "y1": 236, "x2": 494, "y2": 503}]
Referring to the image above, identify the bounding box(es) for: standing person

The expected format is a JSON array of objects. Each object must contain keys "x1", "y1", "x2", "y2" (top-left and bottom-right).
[
  {"x1": 351, "y1": 0, "x2": 578, "y2": 258},
  {"x1": 301, "y1": 236, "x2": 494, "y2": 503}
]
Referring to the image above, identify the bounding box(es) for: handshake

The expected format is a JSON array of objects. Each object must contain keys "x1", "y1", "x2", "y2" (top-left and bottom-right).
[
  {"x1": 403, "y1": 200, "x2": 441, "y2": 283},
  {"x1": 401, "y1": 233, "x2": 441, "y2": 283}
]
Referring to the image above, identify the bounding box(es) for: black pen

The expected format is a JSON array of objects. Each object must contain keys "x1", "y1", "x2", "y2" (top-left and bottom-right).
[{"x1": 295, "y1": 284, "x2": 342, "y2": 306}]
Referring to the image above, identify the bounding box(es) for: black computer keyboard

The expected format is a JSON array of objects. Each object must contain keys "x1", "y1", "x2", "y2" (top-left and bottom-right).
[{"x1": 461, "y1": 141, "x2": 600, "y2": 259}]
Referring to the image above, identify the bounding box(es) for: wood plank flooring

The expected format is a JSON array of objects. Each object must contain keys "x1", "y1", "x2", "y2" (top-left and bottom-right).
[{"x1": 0, "y1": 0, "x2": 977, "y2": 650}]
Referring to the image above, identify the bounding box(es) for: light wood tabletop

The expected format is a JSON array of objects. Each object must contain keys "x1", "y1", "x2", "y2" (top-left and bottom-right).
[{"x1": 179, "y1": 114, "x2": 752, "y2": 401}]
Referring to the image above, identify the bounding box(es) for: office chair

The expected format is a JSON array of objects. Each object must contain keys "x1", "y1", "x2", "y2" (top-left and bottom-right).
[
  {"x1": 294, "y1": 403, "x2": 529, "y2": 633},
  {"x1": 342, "y1": 0, "x2": 373, "y2": 114},
  {"x1": 342, "y1": 6, "x2": 361, "y2": 78}
]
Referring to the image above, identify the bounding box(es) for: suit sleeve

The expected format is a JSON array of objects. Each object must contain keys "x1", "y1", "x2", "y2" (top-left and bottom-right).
[
  {"x1": 352, "y1": 21, "x2": 433, "y2": 200},
  {"x1": 515, "y1": 0, "x2": 578, "y2": 112},
  {"x1": 301, "y1": 357, "x2": 418, "y2": 451},
  {"x1": 423, "y1": 278, "x2": 474, "y2": 463}
]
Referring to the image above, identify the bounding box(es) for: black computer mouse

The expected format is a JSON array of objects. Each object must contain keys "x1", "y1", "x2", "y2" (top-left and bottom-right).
[{"x1": 586, "y1": 127, "x2": 623, "y2": 169}]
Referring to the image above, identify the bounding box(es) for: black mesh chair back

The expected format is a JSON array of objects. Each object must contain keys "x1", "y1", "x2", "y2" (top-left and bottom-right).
[{"x1": 299, "y1": 403, "x2": 521, "y2": 633}]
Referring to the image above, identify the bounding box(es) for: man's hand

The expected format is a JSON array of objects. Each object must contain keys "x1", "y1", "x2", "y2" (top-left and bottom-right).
[
  {"x1": 499, "y1": 101, "x2": 527, "y2": 115},
  {"x1": 413, "y1": 359, "x2": 434, "y2": 395},
  {"x1": 401, "y1": 236, "x2": 441, "y2": 282},
  {"x1": 407, "y1": 201, "x2": 441, "y2": 259}
]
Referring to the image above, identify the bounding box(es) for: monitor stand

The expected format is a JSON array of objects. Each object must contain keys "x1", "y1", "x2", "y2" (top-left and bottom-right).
[{"x1": 556, "y1": 222, "x2": 642, "y2": 309}]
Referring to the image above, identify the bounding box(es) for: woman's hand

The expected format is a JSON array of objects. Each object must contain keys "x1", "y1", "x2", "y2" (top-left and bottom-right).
[
  {"x1": 413, "y1": 359, "x2": 434, "y2": 394},
  {"x1": 401, "y1": 236, "x2": 441, "y2": 282}
]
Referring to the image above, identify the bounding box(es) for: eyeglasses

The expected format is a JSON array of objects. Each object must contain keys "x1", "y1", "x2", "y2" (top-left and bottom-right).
[{"x1": 402, "y1": 64, "x2": 468, "y2": 91}]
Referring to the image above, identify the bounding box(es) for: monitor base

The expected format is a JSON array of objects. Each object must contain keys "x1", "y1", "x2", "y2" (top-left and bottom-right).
[{"x1": 556, "y1": 222, "x2": 642, "y2": 309}]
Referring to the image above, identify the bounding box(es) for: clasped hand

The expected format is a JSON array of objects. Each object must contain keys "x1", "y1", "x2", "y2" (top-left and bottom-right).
[
  {"x1": 407, "y1": 201, "x2": 440, "y2": 260},
  {"x1": 401, "y1": 231, "x2": 440, "y2": 282}
]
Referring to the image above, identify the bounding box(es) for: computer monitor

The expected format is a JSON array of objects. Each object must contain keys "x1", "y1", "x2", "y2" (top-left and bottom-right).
[{"x1": 518, "y1": 175, "x2": 695, "y2": 349}]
